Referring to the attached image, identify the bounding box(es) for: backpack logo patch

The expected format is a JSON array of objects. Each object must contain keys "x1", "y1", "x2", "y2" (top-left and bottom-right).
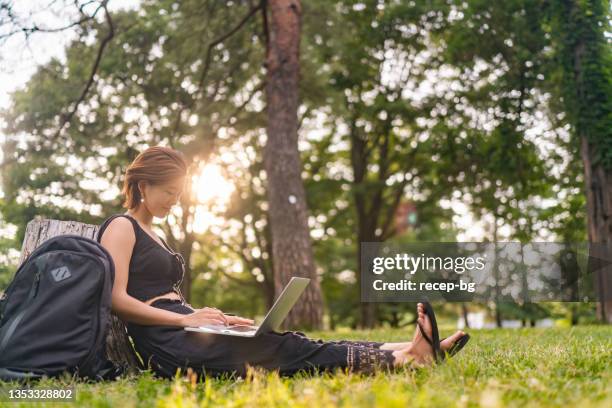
[{"x1": 50, "y1": 266, "x2": 71, "y2": 282}]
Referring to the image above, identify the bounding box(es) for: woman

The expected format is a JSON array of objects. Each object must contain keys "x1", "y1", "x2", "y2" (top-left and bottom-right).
[{"x1": 98, "y1": 146, "x2": 469, "y2": 380}]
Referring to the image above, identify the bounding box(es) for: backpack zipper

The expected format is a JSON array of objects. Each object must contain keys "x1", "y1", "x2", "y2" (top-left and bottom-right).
[
  {"x1": 0, "y1": 292, "x2": 7, "y2": 322},
  {"x1": 0, "y1": 270, "x2": 41, "y2": 356},
  {"x1": 0, "y1": 249, "x2": 104, "y2": 322},
  {"x1": 0, "y1": 248, "x2": 69, "y2": 321},
  {"x1": 0, "y1": 253, "x2": 38, "y2": 321}
]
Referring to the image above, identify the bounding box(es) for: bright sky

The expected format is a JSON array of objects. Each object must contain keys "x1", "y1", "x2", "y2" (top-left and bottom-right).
[{"x1": 0, "y1": 0, "x2": 141, "y2": 163}]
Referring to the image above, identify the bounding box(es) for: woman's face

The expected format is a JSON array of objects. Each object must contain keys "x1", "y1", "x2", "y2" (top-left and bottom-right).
[{"x1": 139, "y1": 176, "x2": 185, "y2": 218}]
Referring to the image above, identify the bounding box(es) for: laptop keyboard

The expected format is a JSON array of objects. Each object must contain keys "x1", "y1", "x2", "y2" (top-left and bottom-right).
[{"x1": 228, "y1": 325, "x2": 257, "y2": 332}]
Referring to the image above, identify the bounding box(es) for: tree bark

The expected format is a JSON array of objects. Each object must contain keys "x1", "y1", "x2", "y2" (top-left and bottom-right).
[
  {"x1": 348, "y1": 113, "x2": 378, "y2": 329},
  {"x1": 493, "y1": 221, "x2": 502, "y2": 328},
  {"x1": 569, "y1": 1, "x2": 612, "y2": 323},
  {"x1": 357, "y1": 233, "x2": 377, "y2": 328},
  {"x1": 18, "y1": 217, "x2": 142, "y2": 373},
  {"x1": 263, "y1": 0, "x2": 323, "y2": 329},
  {"x1": 580, "y1": 136, "x2": 612, "y2": 322},
  {"x1": 461, "y1": 303, "x2": 470, "y2": 329}
]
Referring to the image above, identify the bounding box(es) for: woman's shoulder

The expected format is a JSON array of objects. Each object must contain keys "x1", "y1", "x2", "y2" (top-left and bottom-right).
[{"x1": 98, "y1": 213, "x2": 139, "y2": 243}]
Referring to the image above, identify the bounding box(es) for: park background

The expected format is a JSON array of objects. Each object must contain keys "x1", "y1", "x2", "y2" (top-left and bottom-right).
[{"x1": 0, "y1": 1, "x2": 610, "y2": 407}]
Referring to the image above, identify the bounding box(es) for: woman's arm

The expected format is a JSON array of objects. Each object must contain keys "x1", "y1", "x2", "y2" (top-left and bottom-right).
[{"x1": 100, "y1": 217, "x2": 226, "y2": 327}]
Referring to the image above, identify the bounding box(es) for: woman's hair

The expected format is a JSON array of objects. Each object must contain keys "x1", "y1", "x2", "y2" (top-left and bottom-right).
[{"x1": 121, "y1": 146, "x2": 189, "y2": 209}]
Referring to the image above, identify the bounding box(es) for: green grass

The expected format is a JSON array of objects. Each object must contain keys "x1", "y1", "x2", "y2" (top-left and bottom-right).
[{"x1": 1, "y1": 326, "x2": 610, "y2": 407}]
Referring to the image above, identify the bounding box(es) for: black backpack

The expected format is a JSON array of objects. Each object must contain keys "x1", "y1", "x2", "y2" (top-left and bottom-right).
[{"x1": 0, "y1": 234, "x2": 124, "y2": 381}]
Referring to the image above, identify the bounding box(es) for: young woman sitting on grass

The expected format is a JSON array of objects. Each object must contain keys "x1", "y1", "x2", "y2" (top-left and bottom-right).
[{"x1": 98, "y1": 146, "x2": 470, "y2": 380}]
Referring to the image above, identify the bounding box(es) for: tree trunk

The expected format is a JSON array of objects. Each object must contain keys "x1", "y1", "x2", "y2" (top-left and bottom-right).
[
  {"x1": 461, "y1": 303, "x2": 470, "y2": 329},
  {"x1": 348, "y1": 112, "x2": 378, "y2": 329},
  {"x1": 570, "y1": 303, "x2": 578, "y2": 326},
  {"x1": 580, "y1": 136, "x2": 612, "y2": 322},
  {"x1": 567, "y1": 0, "x2": 612, "y2": 323},
  {"x1": 357, "y1": 236, "x2": 377, "y2": 328},
  {"x1": 492, "y1": 222, "x2": 502, "y2": 328},
  {"x1": 18, "y1": 217, "x2": 142, "y2": 373},
  {"x1": 263, "y1": 0, "x2": 323, "y2": 329}
]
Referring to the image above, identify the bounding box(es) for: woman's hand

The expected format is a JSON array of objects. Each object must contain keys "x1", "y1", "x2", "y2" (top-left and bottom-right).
[
  {"x1": 181, "y1": 306, "x2": 254, "y2": 327},
  {"x1": 178, "y1": 307, "x2": 230, "y2": 327},
  {"x1": 199, "y1": 307, "x2": 255, "y2": 326},
  {"x1": 225, "y1": 314, "x2": 255, "y2": 326}
]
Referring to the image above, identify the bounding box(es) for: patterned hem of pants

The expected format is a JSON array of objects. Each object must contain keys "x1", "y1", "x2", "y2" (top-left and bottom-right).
[
  {"x1": 345, "y1": 345, "x2": 396, "y2": 375},
  {"x1": 292, "y1": 331, "x2": 386, "y2": 350},
  {"x1": 291, "y1": 332, "x2": 395, "y2": 375},
  {"x1": 330, "y1": 340, "x2": 385, "y2": 349}
]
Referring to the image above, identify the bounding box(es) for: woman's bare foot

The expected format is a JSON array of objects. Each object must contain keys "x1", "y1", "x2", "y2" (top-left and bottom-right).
[
  {"x1": 393, "y1": 303, "x2": 438, "y2": 367},
  {"x1": 380, "y1": 330, "x2": 465, "y2": 351},
  {"x1": 441, "y1": 330, "x2": 466, "y2": 351}
]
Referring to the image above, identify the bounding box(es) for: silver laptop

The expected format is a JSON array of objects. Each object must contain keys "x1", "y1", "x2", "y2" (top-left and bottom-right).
[{"x1": 184, "y1": 277, "x2": 310, "y2": 337}]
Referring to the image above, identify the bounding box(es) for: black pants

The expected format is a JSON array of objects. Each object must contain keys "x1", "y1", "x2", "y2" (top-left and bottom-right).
[{"x1": 126, "y1": 299, "x2": 396, "y2": 380}]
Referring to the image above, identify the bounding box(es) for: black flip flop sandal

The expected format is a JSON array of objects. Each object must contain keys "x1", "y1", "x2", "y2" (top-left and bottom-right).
[
  {"x1": 440, "y1": 333, "x2": 471, "y2": 360},
  {"x1": 416, "y1": 301, "x2": 442, "y2": 363}
]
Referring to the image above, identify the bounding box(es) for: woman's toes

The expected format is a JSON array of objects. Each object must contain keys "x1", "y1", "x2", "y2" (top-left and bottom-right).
[{"x1": 440, "y1": 330, "x2": 465, "y2": 351}]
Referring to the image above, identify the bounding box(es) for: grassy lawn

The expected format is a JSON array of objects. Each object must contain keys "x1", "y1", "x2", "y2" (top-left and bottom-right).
[{"x1": 1, "y1": 326, "x2": 610, "y2": 407}]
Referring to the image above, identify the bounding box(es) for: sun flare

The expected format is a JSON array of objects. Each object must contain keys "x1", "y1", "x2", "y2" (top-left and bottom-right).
[{"x1": 191, "y1": 163, "x2": 235, "y2": 233}]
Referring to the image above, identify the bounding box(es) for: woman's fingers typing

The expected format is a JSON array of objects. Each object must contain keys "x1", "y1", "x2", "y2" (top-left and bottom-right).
[
  {"x1": 226, "y1": 315, "x2": 255, "y2": 325},
  {"x1": 188, "y1": 307, "x2": 254, "y2": 326},
  {"x1": 191, "y1": 308, "x2": 229, "y2": 325},
  {"x1": 178, "y1": 314, "x2": 226, "y2": 327},
  {"x1": 202, "y1": 307, "x2": 222, "y2": 313}
]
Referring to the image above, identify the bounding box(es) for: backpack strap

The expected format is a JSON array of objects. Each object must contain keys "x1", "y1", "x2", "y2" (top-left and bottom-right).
[
  {"x1": 91, "y1": 359, "x2": 127, "y2": 381},
  {"x1": 96, "y1": 214, "x2": 140, "y2": 243},
  {"x1": 0, "y1": 367, "x2": 44, "y2": 381}
]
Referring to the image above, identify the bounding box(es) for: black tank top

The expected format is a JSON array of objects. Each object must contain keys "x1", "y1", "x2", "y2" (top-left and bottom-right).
[{"x1": 96, "y1": 214, "x2": 186, "y2": 302}]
